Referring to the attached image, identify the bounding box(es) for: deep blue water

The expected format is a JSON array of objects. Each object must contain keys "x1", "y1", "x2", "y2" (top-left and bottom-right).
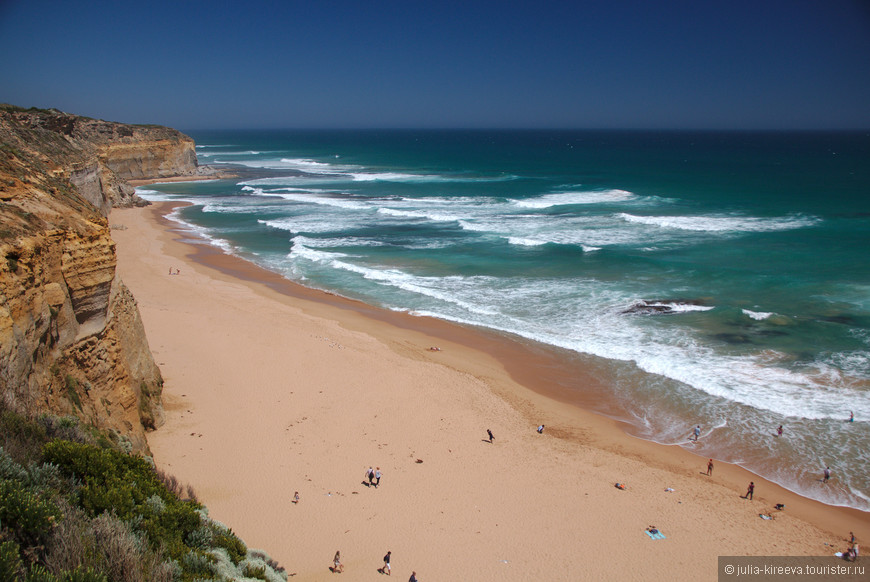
[{"x1": 136, "y1": 129, "x2": 870, "y2": 510}]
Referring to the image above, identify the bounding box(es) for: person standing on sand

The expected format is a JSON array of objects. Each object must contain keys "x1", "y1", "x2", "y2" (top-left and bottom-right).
[
  {"x1": 823, "y1": 466, "x2": 831, "y2": 483},
  {"x1": 706, "y1": 459, "x2": 714, "y2": 476},
  {"x1": 745, "y1": 481, "x2": 754, "y2": 500},
  {"x1": 537, "y1": 425, "x2": 545, "y2": 434},
  {"x1": 409, "y1": 572, "x2": 418, "y2": 582},
  {"x1": 333, "y1": 551, "x2": 343, "y2": 573},
  {"x1": 367, "y1": 467, "x2": 374, "y2": 486},
  {"x1": 293, "y1": 491, "x2": 299, "y2": 504},
  {"x1": 487, "y1": 429, "x2": 494, "y2": 443},
  {"x1": 375, "y1": 467, "x2": 382, "y2": 488},
  {"x1": 382, "y1": 551, "x2": 391, "y2": 575}
]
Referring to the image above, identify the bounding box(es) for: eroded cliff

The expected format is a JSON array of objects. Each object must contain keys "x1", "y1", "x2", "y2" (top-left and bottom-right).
[{"x1": 0, "y1": 105, "x2": 198, "y2": 452}]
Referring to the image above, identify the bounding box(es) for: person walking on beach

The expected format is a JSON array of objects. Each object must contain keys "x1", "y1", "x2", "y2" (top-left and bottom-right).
[
  {"x1": 409, "y1": 572, "x2": 418, "y2": 582},
  {"x1": 382, "y1": 551, "x2": 391, "y2": 575},
  {"x1": 692, "y1": 425, "x2": 701, "y2": 441},
  {"x1": 333, "y1": 551, "x2": 344, "y2": 573},
  {"x1": 706, "y1": 459, "x2": 714, "y2": 476},
  {"x1": 745, "y1": 481, "x2": 754, "y2": 500},
  {"x1": 366, "y1": 466, "x2": 374, "y2": 486},
  {"x1": 823, "y1": 466, "x2": 831, "y2": 483},
  {"x1": 375, "y1": 467, "x2": 382, "y2": 488},
  {"x1": 487, "y1": 429, "x2": 494, "y2": 443}
]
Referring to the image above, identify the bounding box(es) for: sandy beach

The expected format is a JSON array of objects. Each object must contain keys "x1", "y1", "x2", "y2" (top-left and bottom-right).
[{"x1": 111, "y1": 202, "x2": 868, "y2": 581}]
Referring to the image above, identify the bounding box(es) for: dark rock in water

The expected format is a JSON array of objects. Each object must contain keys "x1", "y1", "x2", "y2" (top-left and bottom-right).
[
  {"x1": 754, "y1": 329, "x2": 788, "y2": 338},
  {"x1": 621, "y1": 298, "x2": 709, "y2": 315},
  {"x1": 819, "y1": 314, "x2": 856, "y2": 325}
]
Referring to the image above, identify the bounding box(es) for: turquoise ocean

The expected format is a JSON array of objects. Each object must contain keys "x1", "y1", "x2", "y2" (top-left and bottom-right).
[{"x1": 136, "y1": 130, "x2": 870, "y2": 511}]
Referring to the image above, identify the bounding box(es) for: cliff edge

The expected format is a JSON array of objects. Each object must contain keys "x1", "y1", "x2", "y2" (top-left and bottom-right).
[{"x1": 0, "y1": 105, "x2": 199, "y2": 453}]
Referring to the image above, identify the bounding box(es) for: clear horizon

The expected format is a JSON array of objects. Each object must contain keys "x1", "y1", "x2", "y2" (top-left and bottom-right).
[{"x1": 2, "y1": 0, "x2": 869, "y2": 131}]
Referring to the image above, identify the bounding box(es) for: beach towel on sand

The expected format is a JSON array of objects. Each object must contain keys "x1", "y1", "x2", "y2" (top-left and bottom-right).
[{"x1": 645, "y1": 530, "x2": 666, "y2": 540}]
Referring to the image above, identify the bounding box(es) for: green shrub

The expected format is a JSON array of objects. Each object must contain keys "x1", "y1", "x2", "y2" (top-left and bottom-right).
[
  {"x1": 0, "y1": 409, "x2": 49, "y2": 462},
  {"x1": 42, "y1": 441, "x2": 203, "y2": 563},
  {"x1": 242, "y1": 562, "x2": 267, "y2": 580},
  {"x1": 181, "y1": 551, "x2": 214, "y2": 577},
  {"x1": 185, "y1": 525, "x2": 214, "y2": 551},
  {"x1": 0, "y1": 539, "x2": 23, "y2": 581},
  {"x1": 0, "y1": 447, "x2": 29, "y2": 482},
  {"x1": 25, "y1": 461, "x2": 64, "y2": 493},
  {"x1": 211, "y1": 525, "x2": 246, "y2": 566},
  {"x1": 60, "y1": 566, "x2": 108, "y2": 582},
  {"x1": 0, "y1": 478, "x2": 61, "y2": 547},
  {"x1": 25, "y1": 564, "x2": 58, "y2": 581}
]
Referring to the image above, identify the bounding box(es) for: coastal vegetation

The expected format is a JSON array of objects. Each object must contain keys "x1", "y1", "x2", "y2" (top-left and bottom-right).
[{"x1": 0, "y1": 406, "x2": 287, "y2": 581}]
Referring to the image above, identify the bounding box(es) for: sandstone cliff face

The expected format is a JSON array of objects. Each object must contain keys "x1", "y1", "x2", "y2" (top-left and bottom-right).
[
  {"x1": 0, "y1": 105, "x2": 188, "y2": 453},
  {"x1": 1, "y1": 106, "x2": 197, "y2": 213}
]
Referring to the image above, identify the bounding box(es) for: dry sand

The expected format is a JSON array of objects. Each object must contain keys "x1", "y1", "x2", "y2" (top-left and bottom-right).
[{"x1": 111, "y1": 203, "x2": 868, "y2": 581}]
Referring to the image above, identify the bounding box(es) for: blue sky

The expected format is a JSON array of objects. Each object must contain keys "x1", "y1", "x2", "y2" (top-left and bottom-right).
[{"x1": 1, "y1": 0, "x2": 869, "y2": 130}]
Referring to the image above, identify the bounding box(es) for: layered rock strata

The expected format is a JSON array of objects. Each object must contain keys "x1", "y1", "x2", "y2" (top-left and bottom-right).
[{"x1": 0, "y1": 105, "x2": 198, "y2": 452}]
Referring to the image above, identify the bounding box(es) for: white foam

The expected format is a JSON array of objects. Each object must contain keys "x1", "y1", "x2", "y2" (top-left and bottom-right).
[
  {"x1": 162, "y1": 208, "x2": 235, "y2": 254},
  {"x1": 258, "y1": 191, "x2": 370, "y2": 210},
  {"x1": 507, "y1": 237, "x2": 548, "y2": 246},
  {"x1": 261, "y1": 218, "x2": 353, "y2": 234},
  {"x1": 198, "y1": 150, "x2": 265, "y2": 157},
  {"x1": 288, "y1": 234, "x2": 385, "y2": 249},
  {"x1": 132, "y1": 188, "x2": 167, "y2": 200},
  {"x1": 642, "y1": 302, "x2": 716, "y2": 313},
  {"x1": 743, "y1": 309, "x2": 775, "y2": 320},
  {"x1": 617, "y1": 213, "x2": 821, "y2": 233},
  {"x1": 378, "y1": 207, "x2": 463, "y2": 222},
  {"x1": 514, "y1": 189, "x2": 635, "y2": 208}
]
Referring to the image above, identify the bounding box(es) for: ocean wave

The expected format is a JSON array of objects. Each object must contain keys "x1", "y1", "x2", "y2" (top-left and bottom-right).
[
  {"x1": 133, "y1": 188, "x2": 200, "y2": 203},
  {"x1": 617, "y1": 212, "x2": 821, "y2": 233},
  {"x1": 289, "y1": 234, "x2": 387, "y2": 249},
  {"x1": 261, "y1": 190, "x2": 370, "y2": 210},
  {"x1": 507, "y1": 237, "x2": 548, "y2": 247},
  {"x1": 260, "y1": 218, "x2": 356, "y2": 234},
  {"x1": 198, "y1": 150, "x2": 265, "y2": 157},
  {"x1": 742, "y1": 309, "x2": 775, "y2": 320},
  {"x1": 514, "y1": 189, "x2": 635, "y2": 208},
  {"x1": 348, "y1": 171, "x2": 516, "y2": 183},
  {"x1": 378, "y1": 207, "x2": 463, "y2": 222},
  {"x1": 162, "y1": 209, "x2": 235, "y2": 254}
]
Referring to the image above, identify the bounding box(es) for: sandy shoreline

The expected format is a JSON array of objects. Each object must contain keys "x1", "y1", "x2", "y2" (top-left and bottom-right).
[{"x1": 111, "y1": 202, "x2": 868, "y2": 580}]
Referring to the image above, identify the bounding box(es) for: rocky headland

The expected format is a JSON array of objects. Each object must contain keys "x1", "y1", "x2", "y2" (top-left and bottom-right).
[{"x1": 0, "y1": 105, "x2": 204, "y2": 453}]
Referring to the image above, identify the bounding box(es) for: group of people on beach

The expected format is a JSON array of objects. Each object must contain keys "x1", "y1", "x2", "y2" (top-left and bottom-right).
[
  {"x1": 842, "y1": 532, "x2": 860, "y2": 562},
  {"x1": 332, "y1": 550, "x2": 418, "y2": 579},
  {"x1": 365, "y1": 466, "x2": 382, "y2": 488},
  {"x1": 693, "y1": 420, "x2": 847, "y2": 490}
]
